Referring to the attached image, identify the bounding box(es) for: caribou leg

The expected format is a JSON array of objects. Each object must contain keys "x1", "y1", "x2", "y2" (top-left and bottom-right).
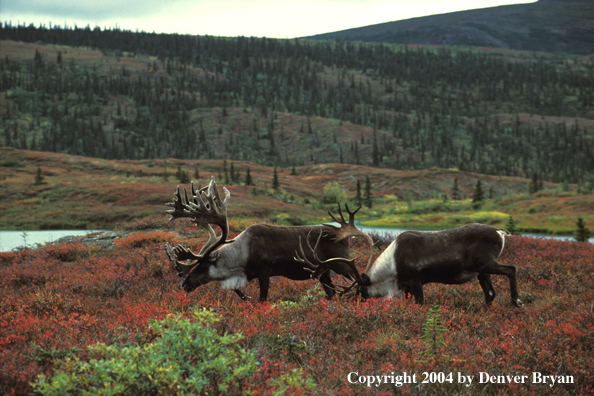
[
  {"x1": 399, "y1": 282, "x2": 414, "y2": 300},
  {"x1": 477, "y1": 273, "x2": 496, "y2": 305},
  {"x1": 233, "y1": 289, "x2": 250, "y2": 300},
  {"x1": 483, "y1": 259, "x2": 522, "y2": 307},
  {"x1": 408, "y1": 279, "x2": 425, "y2": 304},
  {"x1": 257, "y1": 272, "x2": 272, "y2": 302},
  {"x1": 319, "y1": 272, "x2": 337, "y2": 299}
]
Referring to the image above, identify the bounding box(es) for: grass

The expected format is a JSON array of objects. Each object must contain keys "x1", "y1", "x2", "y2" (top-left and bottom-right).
[{"x1": 362, "y1": 194, "x2": 593, "y2": 236}]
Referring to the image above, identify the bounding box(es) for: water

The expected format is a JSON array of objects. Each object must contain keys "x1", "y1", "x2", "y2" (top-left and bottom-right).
[
  {"x1": 0, "y1": 230, "x2": 105, "y2": 252},
  {"x1": 0, "y1": 225, "x2": 590, "y2": 253},
  {"x1": 325, "y1": 222, "x2": 593, "y2": 244}
]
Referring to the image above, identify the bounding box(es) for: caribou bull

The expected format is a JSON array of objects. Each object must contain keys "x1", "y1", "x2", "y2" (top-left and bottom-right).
[
  {"x1": 297, "y1": 222, "x2": 522, "y2": 307},
  {"x1": 164, "y1": 177, "x2": 373, "y2": 301}
]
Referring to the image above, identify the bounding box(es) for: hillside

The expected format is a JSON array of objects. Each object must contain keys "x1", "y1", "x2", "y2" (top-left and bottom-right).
[
  {"x1": 1, "y1": 148, "x2": 592, "y2": 235},
  {"x1": 306, "y1": 0, "x2": 594, "y2": 55},
  {"x1": 0, "y1": 26, "x2": 593, "y2": 184}
]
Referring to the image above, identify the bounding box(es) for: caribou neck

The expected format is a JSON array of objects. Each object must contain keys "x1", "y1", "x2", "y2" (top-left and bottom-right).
[{"x1": 363, "y1": 240, "x2": 401, "y2": 298}]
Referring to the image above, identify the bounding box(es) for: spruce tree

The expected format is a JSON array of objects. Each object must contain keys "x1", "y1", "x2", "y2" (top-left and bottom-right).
[
  {"x1": 223, "y1": 160, "x2": 229, "y2": 184},
  {"x1": 354, "y1": 179, "x2": 362, "y2": 206},
  {"x1": 245, "y1": 167, "x2": 253, "y2": 186},
  {"x1": 575, "y1": 217, "x2": 591, "y2": 243},
  {"x1": 364, "y1": 176, "x2": 372, "y2": 208},
  {"x1": 175, "y1": 166, "x2": 190, "y2": 184},
  {"x1": 34, "y1": 167, "x2": 44, "y2": 185},
  {"x1": 529, "y1": 171, "x2": 543, "y2": 195},
  {"x1": 371, "y1": 128, "x2": 379, "y2": 167},
  {"x1": 505, "y1": 216, "x2": 518, "y2": 235},
  {"x1": 452, "y1": 178, "x2": 460, "y2": 200},
  {"x1": 272, "y1": 167, "x2": 279, "y2": 190},
  {"x1": 230, "y1": 162, "x2": 236, "y2": 183},
  {"x1": 472, "y1": 179, "x2": 484, "y2": 203}
]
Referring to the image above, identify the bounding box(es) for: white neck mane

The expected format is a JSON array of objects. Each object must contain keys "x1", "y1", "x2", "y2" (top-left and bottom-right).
[{"x1": 365, "y1": 239, "x2": 401, "y2": 298}]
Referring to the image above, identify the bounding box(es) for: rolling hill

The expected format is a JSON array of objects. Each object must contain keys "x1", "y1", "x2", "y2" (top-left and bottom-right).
[
  {"x1": 1, "y1": 148, "x2": 591, "y2": 235},
  {"x1": 306, "y1": 0, "x2": 594, "y2": 55},
  {"x1": 1, "y1": 32, "x2": 593, "y2": 185}
]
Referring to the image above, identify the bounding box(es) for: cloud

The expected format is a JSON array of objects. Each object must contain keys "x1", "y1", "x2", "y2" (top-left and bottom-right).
[
  {"x1": 2, "y1": 0, "x2": 193, "y2": 21},
  {"x1": 1, "y1": 0, "x2": 538, "y2": 38}
]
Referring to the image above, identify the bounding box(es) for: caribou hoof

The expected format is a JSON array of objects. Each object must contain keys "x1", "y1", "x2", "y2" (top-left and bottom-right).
[{"x1": 513, "y1": 299, "x2": 524, "y2": 308}]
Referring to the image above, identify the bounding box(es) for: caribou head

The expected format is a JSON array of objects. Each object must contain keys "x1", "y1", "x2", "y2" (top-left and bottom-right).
[
  {"x1": 165, "y1": 177, "x2": 232, "y2": 293},
  {"x1": 294, "y1": 204, "x2": 375, "y2": 296}
]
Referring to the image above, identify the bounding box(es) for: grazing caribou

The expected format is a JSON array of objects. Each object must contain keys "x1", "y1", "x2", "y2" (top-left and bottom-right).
[
  {"x1": 164, "y1": 177, "x2": 373, "y2": 301},
  {"x1": 297, "y1": 223, "x2": 522, "y2": 307}
]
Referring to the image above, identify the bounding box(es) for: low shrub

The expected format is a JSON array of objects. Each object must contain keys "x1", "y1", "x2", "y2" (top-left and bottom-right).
[
  {"x1": 114, "y1": 231, "x2": 178, "y2": 249},
  {"x1": 43, "y1": 242, "x2": 94, "y2": 262},
  {"x1": 33, "y1": 309, "x2": 314, "y2": 395}
]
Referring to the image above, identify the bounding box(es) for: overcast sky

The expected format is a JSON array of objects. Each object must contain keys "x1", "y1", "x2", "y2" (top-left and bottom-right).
[{"x1": 2, "y1": 0, "x2": 537, "y2": 38}]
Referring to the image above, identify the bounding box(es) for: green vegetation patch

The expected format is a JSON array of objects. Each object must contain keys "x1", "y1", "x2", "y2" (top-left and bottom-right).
[
  {"x1": 0, "y1": 160, "x2": 25, "y2": 167},
  {"x1": 34, "y1": 309, "x2": 314, "y2": 395},
  {"x1": 447, "y1": 211, "x2": 509, "y2": 225}
]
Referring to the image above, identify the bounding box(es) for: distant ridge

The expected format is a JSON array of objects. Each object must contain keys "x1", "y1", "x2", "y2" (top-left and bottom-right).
[{"x1": 305, "y1": 0, "x2": 594, "y2": 55}]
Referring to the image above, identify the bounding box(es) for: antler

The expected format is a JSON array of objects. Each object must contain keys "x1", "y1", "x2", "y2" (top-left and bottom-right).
[
  {"x1": 165, "y1": 176, "x2": 231, "y2": 261},
  {"x1": 295, "y1": 228, "x2": 365, "y2": 296},
  {"x1": 325, "y1": 204, "x2": 375, "y2": 272},
  {"x1": 165, "y1": 243, "x2": 199, "y2": 277}
]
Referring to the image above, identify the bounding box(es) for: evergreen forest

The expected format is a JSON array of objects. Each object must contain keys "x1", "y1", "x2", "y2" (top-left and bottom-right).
[{"x1": 1, "y1": 23, "x2": 593, "y2": 183}]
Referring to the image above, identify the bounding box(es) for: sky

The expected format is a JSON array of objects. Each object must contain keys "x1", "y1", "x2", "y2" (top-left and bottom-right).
[{"x1": 2, "y1": 0, "x2": 537, "y2": 39}]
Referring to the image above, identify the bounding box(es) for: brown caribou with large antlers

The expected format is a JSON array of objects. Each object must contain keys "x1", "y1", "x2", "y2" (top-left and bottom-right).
[
  {"x1": 164, "y1": 177, "x2": 373, "y2": 301},
  {"x1": 297, "y1": 223, "x2": 522, "y2": 307}
]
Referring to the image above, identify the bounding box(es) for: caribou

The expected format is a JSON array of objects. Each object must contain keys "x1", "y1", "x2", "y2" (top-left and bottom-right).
[
  {"x1": 164, "y1": 177, "x2": 374, "y2": 301},
  {"x1": 297, "y1": 222, "x2": 522, "y2": 307}
]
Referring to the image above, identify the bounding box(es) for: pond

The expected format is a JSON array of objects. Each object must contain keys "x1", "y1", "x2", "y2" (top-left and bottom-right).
[
  {"x1": 336, "y1": 222, "x2": 593, "y2": 244},
  {"x1": 0, "y1": 230, "x2": 107, "y2": 252},
  {"x1": 0, "y1": 225, "x2": 590, "y2": 252}
]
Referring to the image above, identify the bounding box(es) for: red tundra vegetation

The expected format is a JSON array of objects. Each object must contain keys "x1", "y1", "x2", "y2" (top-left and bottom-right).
[{"x1": 0, "y1": 218, "x2": 593, "y2": 395}]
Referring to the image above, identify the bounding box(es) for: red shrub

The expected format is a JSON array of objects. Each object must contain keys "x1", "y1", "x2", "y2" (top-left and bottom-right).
[
  {"x1": 114, "y1": 231, "x2": 178, "y2": 249},
  {"x1": 1, "y1": 229, "x2": 593, "y2": 395}
]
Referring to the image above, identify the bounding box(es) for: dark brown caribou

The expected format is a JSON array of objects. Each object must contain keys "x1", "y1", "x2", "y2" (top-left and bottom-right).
[
  {"x1": 297, "y1": 223, "x2": 522, "y2": 307},
  {"x1": 164, "y1": 177, "x2": 373, "y2": 301}
]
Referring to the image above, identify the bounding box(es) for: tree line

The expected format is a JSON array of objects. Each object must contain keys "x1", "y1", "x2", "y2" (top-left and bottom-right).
[{"x1": 1, "y1": 23, "x2": 593, "y2": 182}]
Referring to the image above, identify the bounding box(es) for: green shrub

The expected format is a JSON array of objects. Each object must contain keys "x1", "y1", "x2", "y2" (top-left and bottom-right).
[
  {"x1": 575, "y1": 217, "x2": 591, "y2": 243},
  {"x1": 320, "y1": 181, "x2": 347, "y2": 205},
  {"x1": 419, "y1": 303, "x2": 448, "y2": 360},
  {"x1": 505, "y1": 215, "x2": 519, "y2": 235},
  {"x1": 0, "y1": 159, "x2": 25, "y2": 167},
  {"x1": 34, "y1": 308, "x2": 313, "y2": 395}
]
